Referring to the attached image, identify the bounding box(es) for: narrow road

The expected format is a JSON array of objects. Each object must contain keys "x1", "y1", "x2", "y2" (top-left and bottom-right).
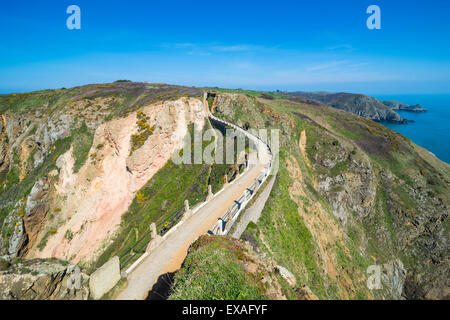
[
  {"x1": 116, "y1": 122, "x2": 270, "y2": 300},
  {"x1": 232, "y1": 173, "x2": 276, "y2": 239}
]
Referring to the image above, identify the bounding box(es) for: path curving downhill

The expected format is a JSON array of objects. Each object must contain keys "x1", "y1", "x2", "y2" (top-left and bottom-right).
[{"x1": 116, "y1": 113, "x2": 271, "y2": 300}]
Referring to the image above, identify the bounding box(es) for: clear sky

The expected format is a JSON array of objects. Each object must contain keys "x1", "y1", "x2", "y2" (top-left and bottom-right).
[{"x1": 1, "y1": 0, "x2": 449, "y2": 94}]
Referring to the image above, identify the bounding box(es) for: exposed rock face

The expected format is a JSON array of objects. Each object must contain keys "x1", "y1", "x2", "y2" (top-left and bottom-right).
[
  {"x1": 380, "y1": 259, "x2": 407, "y2": 300},
  {"x1": 0, "y1": 257, "x2": 89, "y2": 300},
  {"x1": 212, "y1": 92, "x2": 448, "y2": 300},
  {"x1": 0, "y1": 114, "x2": 9, "y2": 172},
  {"x1": 1, "y1": 85, "x2": 447, "y2": 301},
  {"x1": 287, "y1": 92, "x2": 411, "y2": 123},
  {"x1": 1, "y1": 83, "x2": 206, "y2": 269},
  {"x1": 0, "y1": 178, "x2": 52, "y2": 259},
  {"x1": 296, "y1": 285, "x2": 319, "y2": 300},
  {"x1": 308, "y1": 126, "x2": 448, "y2": 299},
  {"x1": 26, "y1": 98, "x2": 206, "y2": 264},
  {"x1": 275, "y1": 265, "x2": 297, "y2": 288},
  {"x1": 23, "y1": 178, "x2": 51, "y2": 253},
  {"x1": 315, "y1": 147, "x2": 377, "y2": 225},
  {"x1": 291, "y1": 107, "x2": 448, "y2": 299},
  {"x1": 0, "y1": 200, "x2": 27, "y2": 257}
]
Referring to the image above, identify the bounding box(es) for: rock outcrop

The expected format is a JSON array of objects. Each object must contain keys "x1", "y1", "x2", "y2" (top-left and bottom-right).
[
  {"x1": 0, "y1": 83, "x2": 206, "y2": 267},
  {"x1": 1, "y1": 84, "x2": 448, "y2": 300},
  {"x1": 0, "y1": 199, "x2": 27, "y2": 257},
  {"x1": 28, "y1": 98, "x2": 205, "y2": 264},
  {"x1": 214, "y1": 91, "x2": 448, "y2": 300},
  {"x1": 0, "y1": 257, "x2": 89, "y2": 300},
  {"x1": 382, "y1": 100, "x2": 427, "y2": 112}
]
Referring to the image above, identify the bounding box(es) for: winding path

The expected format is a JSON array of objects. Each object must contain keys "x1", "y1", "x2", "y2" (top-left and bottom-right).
[{"x1": 116, "y1": 113, "x2": 271, "y2": 300}]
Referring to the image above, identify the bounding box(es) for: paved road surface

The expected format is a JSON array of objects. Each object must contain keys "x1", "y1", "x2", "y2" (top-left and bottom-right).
[
  {"x1": 232, "y1": 174, "x2": 276, "y2": 239},
  {"x1": 116, "y1": 149, "x2": 270, "y2": 300}
]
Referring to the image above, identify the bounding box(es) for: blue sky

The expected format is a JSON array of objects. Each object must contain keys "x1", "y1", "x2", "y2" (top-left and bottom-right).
[{"x1": 0, "y1": 0, "x2": 449, "y2": 94}]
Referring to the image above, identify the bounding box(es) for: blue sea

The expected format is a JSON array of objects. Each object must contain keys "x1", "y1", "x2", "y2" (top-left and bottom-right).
[{"x1": 374, "y1": 94, "x2": 450, "y2": 165}]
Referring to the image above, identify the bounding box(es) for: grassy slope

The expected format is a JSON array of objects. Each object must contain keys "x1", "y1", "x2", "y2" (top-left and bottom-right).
[
  {"x1": 0, "y1": 83, "x2": 224, "y2": 268},
  {"x1": 2, "y1": 84, "x2": 448, "y2": 299},
  {"x1": 241, "y1": 105, "x2": 373, "y2": 299},
  {"x1": 92, "y1": 123, "x2": 211, "y2": 270},
  {"x1": 171, "y1": 92, "x2": 449, "y2": 300},
  {"x1": 92, "y1": 120, "x2": 238, "y2": 271},
  {"x1": 170, "y1": 235, "x2": 268, "y2": 300},
  {"x1": 1, "y1": 83, "x2": 196, "y2": 223}
]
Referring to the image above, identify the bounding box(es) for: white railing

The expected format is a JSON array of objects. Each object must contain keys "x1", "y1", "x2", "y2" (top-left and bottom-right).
[
  {"x1": 208, "y1": 114, "x2": 273, "y2": 235},
  {"x1": 123, "y1": 111, "x2": 273, "y2": 276}
]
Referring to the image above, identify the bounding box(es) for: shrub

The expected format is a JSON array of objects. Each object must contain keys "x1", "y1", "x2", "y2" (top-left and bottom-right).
[
  {"x1": 129, "y1": 111, "x2": 155, "y2": 155},
  {"x1": 65, "y1": 229, "x2": 74, "y2": 241}
]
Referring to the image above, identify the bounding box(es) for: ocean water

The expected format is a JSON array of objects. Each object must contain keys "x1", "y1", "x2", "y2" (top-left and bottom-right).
[{"x1": 374, "y1": 94, "x2": 450, "y2": 165}]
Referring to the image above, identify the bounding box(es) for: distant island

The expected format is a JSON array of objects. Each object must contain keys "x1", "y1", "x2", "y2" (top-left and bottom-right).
[{"x1": 381, "y1": 100, "x2": 427, "y2": 113}]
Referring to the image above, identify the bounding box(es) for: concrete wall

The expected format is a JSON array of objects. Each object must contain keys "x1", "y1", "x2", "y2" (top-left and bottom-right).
[{"x1": 89, "y1": 256, "x2": 121, "y2": 300}]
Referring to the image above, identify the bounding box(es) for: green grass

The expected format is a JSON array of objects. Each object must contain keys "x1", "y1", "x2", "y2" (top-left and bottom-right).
[
  {"x1": 92, "y1": 121, "x2": 235, "y2": 270},
  {"x1": 72, "y1": 122, "x2": 94, "y2": 173},
  {"x1": 93, "y1": 156, "x2": 210, "y2": 271},
  {"x1": 205, "y1": 88, "x2": 287, "y2": 101},
  {"x1": 4, "y1": 166, "x2": 20, "y2": 188},
  {"x1": 170, "y1": 236, "x2": 267, "y2": 300},
  {"x1": 333, "y1": 127, "x2": 362, "y2": 141},
  {"x1": 0, "y1": 121, "x2": 94, "y2": 237},
  {"x1": 243, "y1": 150, "x2": 327, "y2": 298},
  {"x1": 204, "y1": 87, "x2": 264, "y2": 98},
  {"x1": 330, "y1": 159, "x2": 350, "y2": 177}
]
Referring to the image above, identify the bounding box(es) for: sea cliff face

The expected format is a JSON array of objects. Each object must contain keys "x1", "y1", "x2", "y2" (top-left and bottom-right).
[
  {"x1": 202, "y1": 90, "x2": 449, "y2": 300},
  {"x1": 0, "y1": 82, "x2": 205, "y2": 266},
  {"x1": 287, "y1": 92, "x2": 413, "y2": 123}
]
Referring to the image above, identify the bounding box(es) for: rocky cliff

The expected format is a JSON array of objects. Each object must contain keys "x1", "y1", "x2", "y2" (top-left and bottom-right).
[
  {"x1": 382, "y1": 100, "x2": 427, "y2": 112},
  {"x1": 287, "y1": 91, "x2": 412, "y2": 123},
  {"x1": 205, "y1": 90, "x2": 449, "y2": 300},
  {"x1": 0, "y1": 256, "x2": 89, "y2": 300},
  {"x1": 0, "y1": 82, "x2": 206, "y2": 268},
  {"x1": 0, "y1": 84, "x2": 448, "y2": 300}
]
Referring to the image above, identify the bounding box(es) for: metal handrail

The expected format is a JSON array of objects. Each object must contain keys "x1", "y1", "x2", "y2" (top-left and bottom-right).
[
  {"x1": 121, "y1": 112, "x2": 273, "y2": 267},
  {"x1": 119, "y1": 201, "x2": 199, "y2": 269},
  {"x1": 207, "y1": 113, "x2": 274, "y2": 236}
]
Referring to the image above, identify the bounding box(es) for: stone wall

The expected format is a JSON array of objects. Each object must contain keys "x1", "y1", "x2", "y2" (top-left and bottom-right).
[{"x1": 89, "y1": 256, "x2": 121, "y2": 300}]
